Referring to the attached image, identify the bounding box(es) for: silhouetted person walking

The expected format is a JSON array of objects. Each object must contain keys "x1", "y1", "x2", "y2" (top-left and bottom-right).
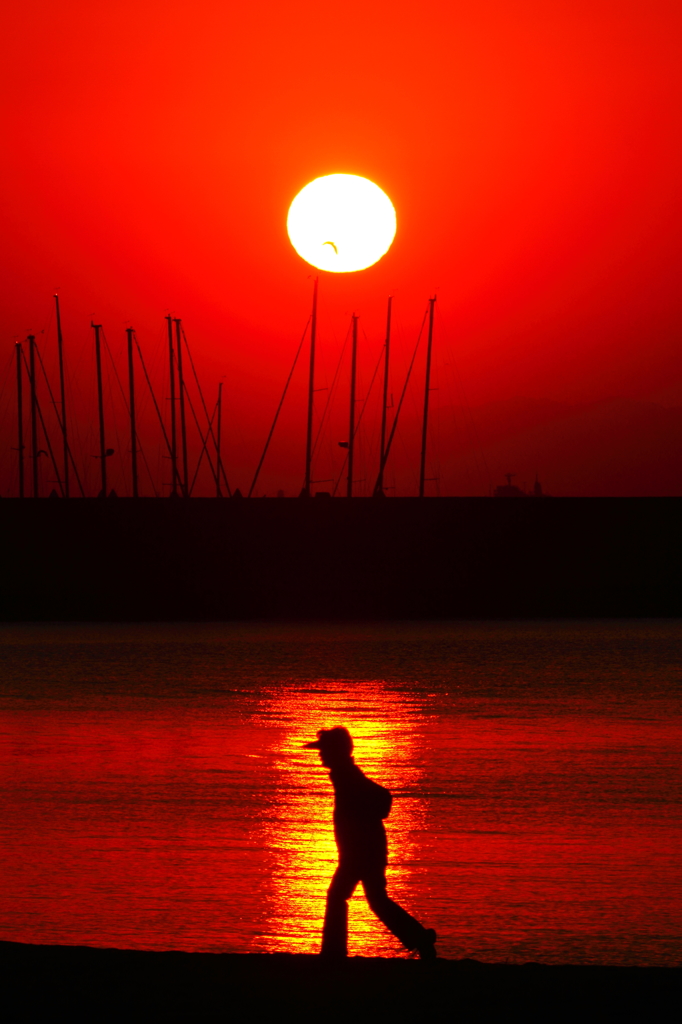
[{"x1": 304, "y1": 726, "x2": 437, "y2": 959}]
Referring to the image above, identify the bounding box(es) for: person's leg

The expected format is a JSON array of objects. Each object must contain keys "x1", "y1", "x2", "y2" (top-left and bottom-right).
[
  {"x1": 321, "y1": 864, "x2": 360, "y2": 957},
  {"x1": 361, "y1": 869, "x2": 436, "y2": 955}
]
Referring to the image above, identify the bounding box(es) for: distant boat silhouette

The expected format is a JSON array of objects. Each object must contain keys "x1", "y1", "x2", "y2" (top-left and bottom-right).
[{"x1": 493, "y1": 473, "x2": 550, "y2": 497}]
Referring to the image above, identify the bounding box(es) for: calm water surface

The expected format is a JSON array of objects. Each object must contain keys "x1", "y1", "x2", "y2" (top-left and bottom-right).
[{"x1": 0, "y1": 620, "x2": 680, "y2": 965}]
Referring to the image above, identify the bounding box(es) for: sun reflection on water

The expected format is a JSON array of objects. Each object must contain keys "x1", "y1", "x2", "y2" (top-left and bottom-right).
[
  {"x1": 4, "y1": 623, "x2": 679, "y2": 963},
  {"x1": 251, "y1": 679, "x2": 429, "y2": 955}
]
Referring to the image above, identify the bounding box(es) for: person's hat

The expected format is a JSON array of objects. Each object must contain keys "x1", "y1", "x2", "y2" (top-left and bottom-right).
[{"x1": 303, "y1": 726, "x2": 353, "y2": 755}]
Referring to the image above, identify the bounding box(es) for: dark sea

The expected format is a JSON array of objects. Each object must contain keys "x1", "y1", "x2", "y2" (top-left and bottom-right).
[{"x1": 1, "y1": 620, "x2": 680, "y2": 966}]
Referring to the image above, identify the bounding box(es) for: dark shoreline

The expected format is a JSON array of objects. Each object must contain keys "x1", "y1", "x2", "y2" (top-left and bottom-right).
[{"x1": 3, "y1": 941, "x2": 680, "y2": 1023}]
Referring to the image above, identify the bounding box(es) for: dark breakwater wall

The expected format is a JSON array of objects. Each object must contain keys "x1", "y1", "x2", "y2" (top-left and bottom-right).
[{"x1": 0, "y1": 497, "x2": 680, "y2": 620}]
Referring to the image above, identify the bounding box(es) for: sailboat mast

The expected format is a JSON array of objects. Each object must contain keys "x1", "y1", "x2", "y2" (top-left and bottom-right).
[
  {"x1": 347, "y1": 314, "x2": 358, "y2": 498},
  {"x1": 54, "y1": 294, "x2": 69, "y2": 497},
  {"x1": 28, "y1": 335, "x2": 39, "y2": 498},
  {"x1": 375, "y1": 295, "x2": 392, "y2": 497},
  {"x1": 16, "y1": 341, "x2": 24, "y2": 498},
  {"x1": 166, "y1": 315, "x2": 178, "y2": 496},
  {"x1": 174, "y1": 319, "x2": 188, "y2": 497},
  {"x1": 304, "y1": 277, "x2": 318, "y2": 497},
  {"x1": 126, "y1": 328, "x2": 138, "y2": 498},
  {"x1": 92, "y1": 323, "x2": 107, "y2": 498},
  {"x1": 216, "y1": 382, "x2": 223, "y2": 498},
  {"x1": 419, "y1": 296, "x2": 436, "y2": 498}
]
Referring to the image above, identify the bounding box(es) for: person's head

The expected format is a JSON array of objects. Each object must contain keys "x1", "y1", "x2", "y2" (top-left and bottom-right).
[{"x1": 303, "y1": 726, "x2": 353, "y2": 768}]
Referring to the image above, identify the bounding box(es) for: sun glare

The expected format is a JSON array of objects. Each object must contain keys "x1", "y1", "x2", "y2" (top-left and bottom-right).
[{"x1": 287, "y1": 174, "x2": 396, "y2": 273}]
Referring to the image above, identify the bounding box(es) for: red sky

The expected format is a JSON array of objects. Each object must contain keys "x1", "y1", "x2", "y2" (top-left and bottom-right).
[{"x1": 1, "y1": 0, "x2": 681, "y2": 496}]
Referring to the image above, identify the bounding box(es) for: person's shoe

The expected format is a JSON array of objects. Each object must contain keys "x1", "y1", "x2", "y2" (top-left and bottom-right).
[{"x1": 416, "y1": 928, "x2": 437, "y2": 960}]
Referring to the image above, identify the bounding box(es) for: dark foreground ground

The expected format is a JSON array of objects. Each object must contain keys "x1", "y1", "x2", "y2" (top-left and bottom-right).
[{"x1": 3, "y1": 942, "x2": 680, "y2": 1024}]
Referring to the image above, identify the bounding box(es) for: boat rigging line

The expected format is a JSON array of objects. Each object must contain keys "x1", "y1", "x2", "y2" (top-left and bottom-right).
[
  {"x1": 374, "y1": 295, "x2": 392, "y2": 497},
  {"x1": 101, "y1": 326, "x2": 158, "y2": 498},
  {"x1": 182, "y1": 378, "x2": 220, "y2": 496},
  {"x1": 14, "y1": 342, "x2": 24, "y2": 497},
  {"x1": 332, "y1": 328, "x2": 385, "y2": 497},
  {"x1": 174, "y1": 319, "x2": 189, "y2": 497},
  {"x1": 311, "y1": 318, "x2": 351, "y2": 462},
  {"x1": 28, "y1": 335, "x2": 39, "y2": 496},
  {"x1": 126, "y1": 328, "x2": 139, "y2": 498},
  {"x1": 248, "y1": 316, "x2": 310, "y2": 498},
  {"x1": 180, "y1": 324, "x2": 232, "y2": 497},
  {"x1": 347, "y1": 315, "x2": 359, "y2": 498},
  {"x1": 188, "y1": 396, "x2": 219, "y2": 496},
  {"x1": 372, "y1": 306, "x2": 428, "y2": 496},
  {"x1": 23, "y1": 338, "x2": 64, "y2": 497},
  {"x1": 165, "y1": 316, "x2": 181, "y2": 496},
  {"x1": 419, "y1": 296, "x2": 437, "y2": 498},
  {"x1": 54, "y1": 294, "x2": 69, "y2": 497},
  {"x1": 303, "y1": 277, "x2": 318, "y2": 498},
  {"x1": 33, "y1": 335, "x2": 85, "y2": 496},
  {"x1": 133, "y1": 334, "x2": 174, "y2": 495},
  {"x1": 215, "y1": 383, "x2": 224, "y2": 498}
]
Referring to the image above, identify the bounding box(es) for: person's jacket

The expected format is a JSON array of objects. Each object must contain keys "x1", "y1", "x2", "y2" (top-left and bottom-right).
[{"x1": 329, "y1": 759, "x2": 392, "y2": 865}]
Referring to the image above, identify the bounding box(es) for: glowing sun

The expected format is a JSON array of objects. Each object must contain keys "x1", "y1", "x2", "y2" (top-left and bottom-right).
[{"x1": 287, "y1": 174, "x2": 396, "y2": 273}]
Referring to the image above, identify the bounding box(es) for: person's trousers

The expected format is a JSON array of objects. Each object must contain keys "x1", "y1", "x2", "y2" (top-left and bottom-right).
[{"x1": 321, "y1": 861, "x2": 427, "y2": 956}]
